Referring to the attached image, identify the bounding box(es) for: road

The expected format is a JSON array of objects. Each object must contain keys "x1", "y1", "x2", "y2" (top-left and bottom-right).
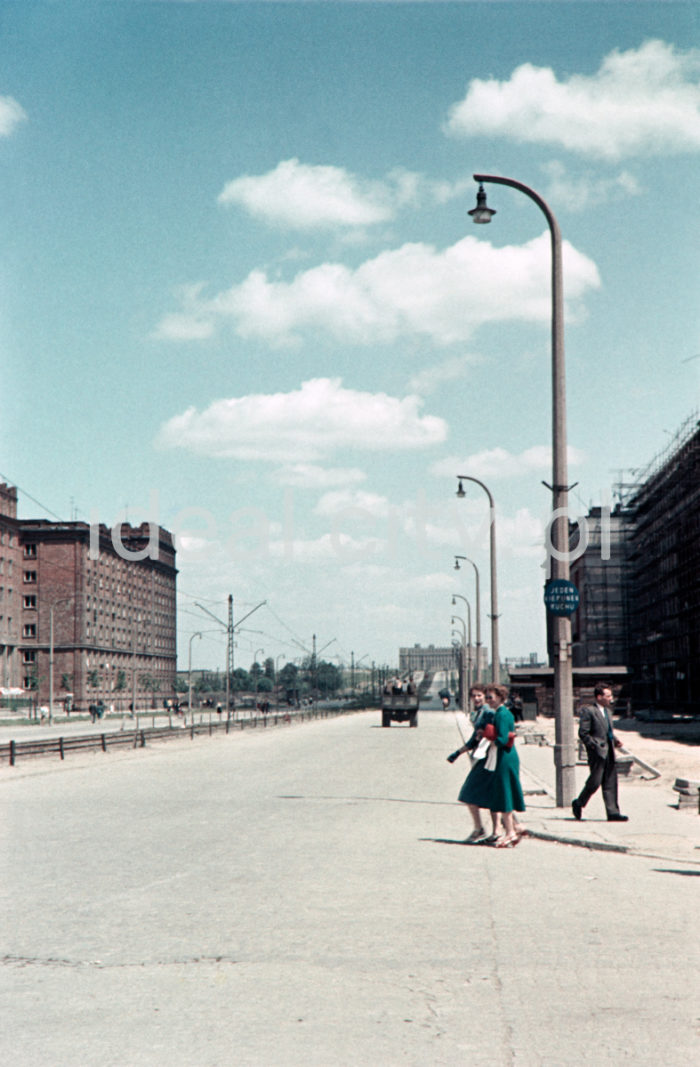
[{"x1": 1, "y1": 711, "x2": 698, "y2": 1066}]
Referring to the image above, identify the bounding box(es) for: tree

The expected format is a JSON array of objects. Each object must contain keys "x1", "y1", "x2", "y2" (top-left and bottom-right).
[
  {"x1": 264, "y1": 657, "x2": 275, "y2": 680},
  {"x1": 231, "y1": 668, "x2": 250, "y2": 691},
  {"x1": 316, "y1": 660, "x2": 341, "y2": 695}
]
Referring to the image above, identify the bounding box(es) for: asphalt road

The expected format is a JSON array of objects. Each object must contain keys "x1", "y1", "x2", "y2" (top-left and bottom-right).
[{"x1": 1, "y1": 711, "x2": 698, "y2": 1066}]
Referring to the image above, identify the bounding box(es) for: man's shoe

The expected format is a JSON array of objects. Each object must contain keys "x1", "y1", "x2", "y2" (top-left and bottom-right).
[
  {"x1": 607, "y1": 813, "x2": 629, "y2": 822},
  {"x1": 572, "y1": 798, "x2": 582, "y2": 821}
]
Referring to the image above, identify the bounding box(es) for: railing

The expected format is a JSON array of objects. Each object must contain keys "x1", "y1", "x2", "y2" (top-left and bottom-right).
[{"x1": 0, "y1": 705, "x2": 361, "y2": 767}]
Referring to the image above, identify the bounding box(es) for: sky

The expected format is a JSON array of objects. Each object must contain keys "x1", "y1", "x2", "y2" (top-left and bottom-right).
[{"x1": 1, "y1": 1, "x2": 699, "y2": 675}]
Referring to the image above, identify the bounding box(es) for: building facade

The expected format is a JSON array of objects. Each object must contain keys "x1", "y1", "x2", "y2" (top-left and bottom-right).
[
  {"x1": 625, "y1": 417, "x2": 700, "y2": 713},
  {"x1": 0, "y1": 484, "x2": 22, "y2": 692},
  {"x1": 0, "y1": 485, "x2": 177, "y2": 711},
  {"x1": 561, "y1": 415, "x2": 700, "y2": 715},
  {"x1": 399, "y1": 642, "x2": 489, "y2": 679}
]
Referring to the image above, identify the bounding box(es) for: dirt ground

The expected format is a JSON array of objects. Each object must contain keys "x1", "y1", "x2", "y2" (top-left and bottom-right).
[{"x1": 529, "y1": 715, "x2": 700, "y2": 784}]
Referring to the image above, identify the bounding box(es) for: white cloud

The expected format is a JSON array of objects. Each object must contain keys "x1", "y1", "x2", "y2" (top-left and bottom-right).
[
  {"x1": 430, "y1": 444, "x2": 586, "y2": 481},
  {"x1": 216, "y1": 158, "x2": 475, "y2": 231},
  {"x1": 218, "y1": 158, "x2": 393, "y2": 229},
  {"x1": 445, "y1": 40, "x2": 700, "y2": 161},
  {"x1": 541, "y1": 161, "x2": 641, "y2": 213},
  {"x1": 154, "y1": 231, "x2": 600, "y2": 346},
  {"x1": 156, "y1": 378, "x2": 447, "y2": 462},
  {"x1": 270, "y1": 464, "x2": 367, "y2": 489},
  {"x1": 314, "y1": 489, "x2": 390, "y2": 519},
  {"x1": 407, "y1": 352, "x2": 480, "y2": 396},
  {"x1": 0, "y1": 96, "x2": 26, "y2": 136}
]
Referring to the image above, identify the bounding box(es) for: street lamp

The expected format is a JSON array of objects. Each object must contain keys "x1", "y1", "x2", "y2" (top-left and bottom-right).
[
  {"x1": 451, "y1": 606, "x2": 472, "y2": 705},
  {"x1": 455, "y1": 475, "x2": 499, "y2": 683},
  {"x1": 253, "y1": 648, "x2": 265, "y2": 703},
  {"x1": 187, "y1": 632, "x2": 202, "y2": 722},
  {"x1": 469, "y1": 173, "x2": 576, "y2": 806},
  {"x1": 454, "y1": 554, "x2": 481, "y2": 680}
]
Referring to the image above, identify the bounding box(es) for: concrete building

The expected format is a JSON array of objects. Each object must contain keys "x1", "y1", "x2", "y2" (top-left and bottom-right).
[
  {"x1": 624, "y1": 416, "x2": 700, "y2": 713},
  {"x1": 399, "y1": 642, "x2": 489, "y2": 679},
  {"x1": 554, "y1": 413, "x2": 700, "y2": 716},
  {"x1": 0, "y1": 484, "x2": 177, "y2": 711}
]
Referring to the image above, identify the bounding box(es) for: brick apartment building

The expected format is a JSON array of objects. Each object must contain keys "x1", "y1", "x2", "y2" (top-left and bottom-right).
[{"x1": 0, "y1": 483, "x2": 177, "y2": 711}]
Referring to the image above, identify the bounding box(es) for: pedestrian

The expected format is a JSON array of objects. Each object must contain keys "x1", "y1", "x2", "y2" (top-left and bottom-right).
[
  {"x1": 452, "y1": 684, "x2": 500, "y2": 843},
  {"x1": 572, "y1": 682, "x2": 628, "y2": 822},
  {"x1": 483, "y1": 683, "x2": 526, "y2": 848}
]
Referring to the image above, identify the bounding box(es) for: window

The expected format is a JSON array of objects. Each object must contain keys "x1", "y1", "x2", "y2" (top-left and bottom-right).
[
  {"x1": 23, "y1": 623, "x2": 36, "y2": 638},
  {"x1": 23, "y1": 595, "x2": 36, "y2": 609},
  {"x1": 22, "y1": 650, "x2": 36, "y2": 664},
  {"x1": 23, "y1": 544, "x2": 37, "y2": 559},
  {"x1": 24, "y1": 571, "x2": 37, "y2": 584}
]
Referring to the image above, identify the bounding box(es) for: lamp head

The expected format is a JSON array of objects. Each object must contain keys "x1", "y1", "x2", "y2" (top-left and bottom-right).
[
  {"x1": 454, "y1": 558, "x2": 460, "y2": 570},
  {"x1": 456, "y1": 479, "x2": 466, "y2": 498},
  {"x1": 468, "y1": 183, "x2": 496, "y2": 224}
]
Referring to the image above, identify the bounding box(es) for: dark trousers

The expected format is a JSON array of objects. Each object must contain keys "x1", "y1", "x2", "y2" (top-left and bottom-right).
[{"x1": 577, "y1": 744, "x2": 620, "y2": 816}]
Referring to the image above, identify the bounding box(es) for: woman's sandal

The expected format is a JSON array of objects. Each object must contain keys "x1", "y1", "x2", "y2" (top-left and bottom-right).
[
  {"x1": 494, "y1": 833, "x2": 519, "y2": 848},
  {"x1": 465, "y1": 828, "x2": 487, "y2": 844}
]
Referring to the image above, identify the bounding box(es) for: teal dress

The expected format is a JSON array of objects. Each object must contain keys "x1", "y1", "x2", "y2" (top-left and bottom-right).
[
  {"x1": 488, "y1": 704, "x2": 525, "y2": 814},
  {"x1": 457, "y1": 707, "x2": 495, "y2": 807}
]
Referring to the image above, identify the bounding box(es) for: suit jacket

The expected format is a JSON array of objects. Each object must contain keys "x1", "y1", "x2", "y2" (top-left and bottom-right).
[{"x1": 578, "y1": 703, "x2": 614, "y2": 761}]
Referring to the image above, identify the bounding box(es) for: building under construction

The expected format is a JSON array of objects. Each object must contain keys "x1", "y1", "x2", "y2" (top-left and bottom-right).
[
  {"x1": 565, "y1": 414, "x2": 700, "y2": 715},
  {"x1": 624, "y1": 414, "x2": 700, "y2": 713}
]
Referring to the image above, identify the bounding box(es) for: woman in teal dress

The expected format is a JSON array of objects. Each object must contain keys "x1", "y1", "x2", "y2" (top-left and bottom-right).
[
  {"x1": 456, "y1": 684, "x2": 498, "y2": 843},
  {"x1": 483, "y1": 684, "x2": 526, "y2": 848}
]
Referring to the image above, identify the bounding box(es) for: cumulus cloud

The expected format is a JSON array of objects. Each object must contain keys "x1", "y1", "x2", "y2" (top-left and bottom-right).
[
  {"x1": 314, "y1": 489, "x2": 390, "y2": 519},
  {"x1": 540, "y1": 161, "x2": 641, "y2": 213},
  {"x1": 217, "y1": 158, "x2": 473, "y2": 230},
  {"x1": 430, "y1": 444, "x2": 585, "y2": 481},
  {"x1": 270, "y1": 464, "x2": 367, "y2": 489},
  {"x1": 154, "y1": 231, "x2": 600, "y2": 346},
  {"x1": 218, "y1": 158, "x2": 393, "y2": 229},
  {"x1": 445, "y1": 40, "x2": 700, "y2": 161},
  {"x1": 407, "y1": 353, "x2": 480, "y2": 396},
  {"x1": 0, "y1": 95, "x2": 27, "y2": 136},
  {"x1": 156, "y1": 378, "x2": 447, "y2": 463}
]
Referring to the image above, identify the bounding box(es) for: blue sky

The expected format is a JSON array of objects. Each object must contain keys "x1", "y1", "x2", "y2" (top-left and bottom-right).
[{"x1": 2, "y1": 2, "x2": 699, "y2": 674}]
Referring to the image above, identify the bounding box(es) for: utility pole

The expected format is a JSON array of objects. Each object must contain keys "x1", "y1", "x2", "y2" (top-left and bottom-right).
[{"x1": 227, "y1": 595, "x2": 234, "y2": 716}]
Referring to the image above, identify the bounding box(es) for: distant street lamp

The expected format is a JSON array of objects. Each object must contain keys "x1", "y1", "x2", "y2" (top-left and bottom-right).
[
  {"x1": 454, "y1": 554, "x2": 481, "y2": 680},
  {"x1": 451, "y1": 605, "x2": 472, "y2": 705},
  {"x1": 456, "y1": 475, "x2": 499, "y2": 682},
  {"x1": 188, "y1": 632, "x2": 202, "y2": 722},
  {"x1": 253, "y1": 648, "x2": 265, "y2": 703},
  {"x1": 469, "y1": 173, "x2": 576, "y2": 806}
]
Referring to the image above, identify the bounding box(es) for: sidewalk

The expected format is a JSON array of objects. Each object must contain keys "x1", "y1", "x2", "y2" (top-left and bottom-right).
[{"x1": 516, "y1": 723, "x2": 700, "y2": 866}]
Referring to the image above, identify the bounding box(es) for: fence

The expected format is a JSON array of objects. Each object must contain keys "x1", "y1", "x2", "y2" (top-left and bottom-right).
[{"x1": 0, "y1": 704, "x2": 361, "y2": 767}]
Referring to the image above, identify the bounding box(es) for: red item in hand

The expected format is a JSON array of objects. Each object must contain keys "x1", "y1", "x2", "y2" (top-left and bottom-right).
[{"x1": 483, "y1": 723, "x2": 496, "y2": 741}]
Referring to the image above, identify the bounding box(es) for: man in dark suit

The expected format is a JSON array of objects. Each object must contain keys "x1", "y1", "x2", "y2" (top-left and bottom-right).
[{"x1": 572, "y1": 682, "x2": 628, "y2": 822}]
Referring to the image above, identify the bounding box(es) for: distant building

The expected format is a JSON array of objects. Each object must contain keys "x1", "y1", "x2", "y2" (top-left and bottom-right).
[
  {"x1": 0, "y1": 484, "x2": 177, "y2": 711},
  {"x1": 558, "y1": 413, "x2": 700, "y2": 715},
  {"x1": 624, "y1": 416, "x2": 700, "y2": 713},
  {"x1": 0, "y1": 484, "x2": 22, "y2": 689},
  {"x1": 399, "y1": 642, "x2": 489, "y2": 678}
]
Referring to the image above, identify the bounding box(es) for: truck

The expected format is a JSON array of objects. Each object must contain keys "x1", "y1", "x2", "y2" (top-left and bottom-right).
[{"x1": 381, "y1": 687, "x2": 419, "y2": 728}]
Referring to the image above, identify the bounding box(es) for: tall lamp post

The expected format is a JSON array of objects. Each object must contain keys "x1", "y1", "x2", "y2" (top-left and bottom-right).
[
  {"x1": 187, "y1": 632, "x2": 202, "y2": 722},
  {"x1": 451, "y1": 601, "x2": 472, "y2": 704},
  {"x1": 469, "y1": 173, "x2": 575, "y2": 807},
  {"x1": 455, "y1": 475, "x2": 499, "y2": 682},
  {"x1": 454, "y1": 554, "x2": 481, "y2": 680}
]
